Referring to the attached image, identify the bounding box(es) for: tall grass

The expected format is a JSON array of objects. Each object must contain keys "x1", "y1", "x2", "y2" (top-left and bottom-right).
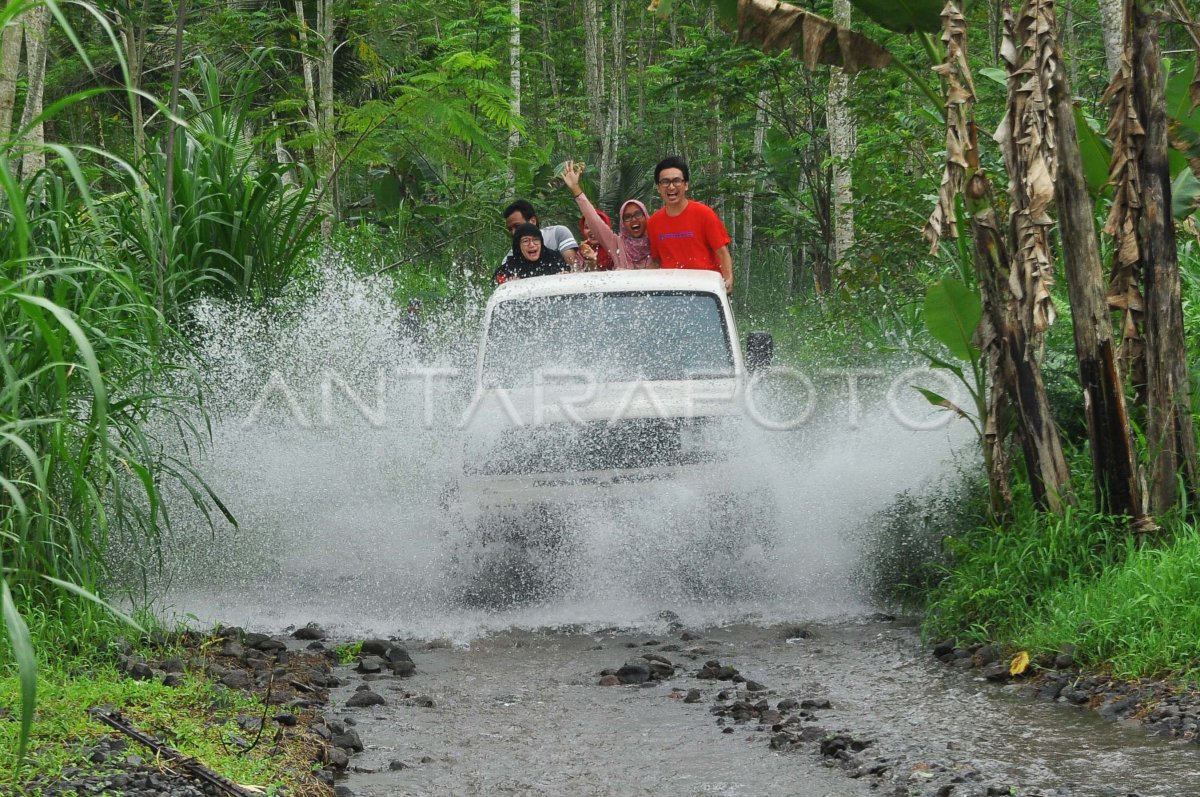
[
  {"x1": 110, "y1": 51, "x2": 320, "y2": 309},
  {"x1": 2, "y1": 11, "x2": 321, "y2": 770}
]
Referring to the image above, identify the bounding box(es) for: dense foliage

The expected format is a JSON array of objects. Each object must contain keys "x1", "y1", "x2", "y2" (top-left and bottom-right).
[{"x1": 1, "y1": 0, "x2": 1200, "y2": 780}]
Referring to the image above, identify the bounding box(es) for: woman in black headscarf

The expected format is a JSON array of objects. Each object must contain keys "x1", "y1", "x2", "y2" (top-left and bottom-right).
[{"x1": 493, "y1": 223, "x2": 570, "y2": 284}]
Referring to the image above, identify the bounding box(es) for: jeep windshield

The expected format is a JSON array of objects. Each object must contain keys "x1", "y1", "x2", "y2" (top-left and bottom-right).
[{"x1": 481, "y1": 290, "x2": 734, "y2": 388}]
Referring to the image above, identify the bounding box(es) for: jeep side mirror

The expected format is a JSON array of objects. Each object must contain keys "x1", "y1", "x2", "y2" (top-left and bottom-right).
[{"x1": 746, "y1": 331, "x2": 774, "y2": 372}]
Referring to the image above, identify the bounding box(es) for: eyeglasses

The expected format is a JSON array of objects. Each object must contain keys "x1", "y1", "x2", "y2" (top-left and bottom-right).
[
  {"x1": 656, "y1": 177, "x2": 686, "y2": 187},
  {"x1": 621, "y1": 209, "x2": 646, "y2": 222}
]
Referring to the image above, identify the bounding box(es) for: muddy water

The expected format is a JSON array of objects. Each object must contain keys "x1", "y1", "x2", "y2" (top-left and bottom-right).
[
  {"x1": 332, "y1": 619, "x2": 1199, "y2": 797},
  {"x1": 156, "y1": 269, "x2": 1198, "y2": 795}
]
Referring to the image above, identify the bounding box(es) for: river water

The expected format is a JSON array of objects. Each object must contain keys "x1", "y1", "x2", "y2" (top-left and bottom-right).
[
  {"x1": 331, "y1": 619, "x2": 1199, "y2": 797},
  {"x1": 143, "y1": 266, "x2": 1199, "y2": 796}
]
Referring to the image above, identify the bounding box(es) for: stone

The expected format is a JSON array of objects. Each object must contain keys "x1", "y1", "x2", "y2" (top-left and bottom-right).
[
  {"x1": 127, "y1": 662, "x2": 154, "y2": 681},
  {"x1": 356, "y1": 655, "x2": 384, "y2": 674},
  {"x1": 346, "y1": 690, "x2": 385, "y2": 708},
  {"x1": 220, "y1": 670, "x2": 254, "y2": 690},
  {"x1": 981, "y1": 662, "x2": 1010, "y2": 681},
  {"x1": 360, "y1": 639, "x2": 394, "y2": 657},
  {"x1": 332, "y1": 730, "x2": 364, "y2": 752},
  {"x1": 293, "y1": 623, "x2": 328, "y2": 641},
  {"x1": 684, "y1": 689, "x2": 702, "y2": 704},
  {"x1": 220, "y1": 640, "x2": 246, "y2": 658},
  {"x1": 326, "y1": 747, "x2": 350, "y2": 768},
  {"x1": 616, "y1": 662, "x2": 651, "y2": 685},
  {"x1": 599, "y1": 675, "x2": 620, "y2": 686}
]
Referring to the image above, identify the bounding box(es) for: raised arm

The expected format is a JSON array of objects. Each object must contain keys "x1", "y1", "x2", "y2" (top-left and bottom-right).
[{"x1": 562, "y1": 160, "x2": 621, "y2": 266}]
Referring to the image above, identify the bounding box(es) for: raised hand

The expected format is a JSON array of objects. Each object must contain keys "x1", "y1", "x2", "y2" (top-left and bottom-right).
[{"x1": 562, "y1": 160, "x2": 585, "y2": 195}]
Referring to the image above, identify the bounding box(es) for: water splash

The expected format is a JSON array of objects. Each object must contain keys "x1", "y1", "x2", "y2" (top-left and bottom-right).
[{"x1": 136, "y1": 260, "x2": 970, "y2": 641}]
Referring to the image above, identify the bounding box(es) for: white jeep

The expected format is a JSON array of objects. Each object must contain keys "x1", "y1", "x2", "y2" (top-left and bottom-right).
[{"x1": 445, "y1": 269, "x2": 775, "y2": 601}]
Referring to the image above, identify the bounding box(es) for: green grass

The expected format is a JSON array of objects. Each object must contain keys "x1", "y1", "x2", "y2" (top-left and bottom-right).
[
  {"x1": 922, "y1": 461, "x2": 1200, "y2": 681},
  {"x1": 1015, "y1": 522, "x2": 1200, "y2": 679},
  {"x1": 0, "y1": 642, "x2": 318, "y2": 793}
]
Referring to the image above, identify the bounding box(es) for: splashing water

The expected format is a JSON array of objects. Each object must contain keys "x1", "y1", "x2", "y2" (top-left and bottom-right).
[{"x1": 134, "y1": 261, "x2": 971, "y2": 641}]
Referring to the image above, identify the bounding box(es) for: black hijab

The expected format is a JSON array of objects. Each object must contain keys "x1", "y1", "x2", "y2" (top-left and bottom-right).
[{"x1": 494, "y1": 223, "x2": 569, "y2": 284}]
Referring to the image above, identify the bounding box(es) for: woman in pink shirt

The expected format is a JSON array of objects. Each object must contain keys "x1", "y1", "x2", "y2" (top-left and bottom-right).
[{"x1": 561, "y1": 160, "x2": 654, "y2": 270}]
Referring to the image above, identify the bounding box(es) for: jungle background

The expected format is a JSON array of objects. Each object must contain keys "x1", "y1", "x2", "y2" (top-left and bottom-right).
[{"x1": 3, "y1": 0, "x2": 1200, "y2": 784}]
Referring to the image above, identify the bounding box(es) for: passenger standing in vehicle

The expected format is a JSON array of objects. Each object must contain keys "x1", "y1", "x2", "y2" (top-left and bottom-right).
[
  {"x1": 646, "y1": 156, "x2": 733, "y2": 293},
  {"x1": 501, "y1": 199, "x2": 579, "y2": 269},
  {"x1": 577, "y1": 208, "x2": 614, "y2": 271},
  {"x1": 493, "y1": 223, "x2": 571, "y2": 284},
  {"x1": 561, "y1": 160, "x2": 655, "y2": 270}
]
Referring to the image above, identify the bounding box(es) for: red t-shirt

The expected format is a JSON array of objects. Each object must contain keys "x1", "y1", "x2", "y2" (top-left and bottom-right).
[{"x1": 647, "y1": 200, "x2": 731, "y2": 271}]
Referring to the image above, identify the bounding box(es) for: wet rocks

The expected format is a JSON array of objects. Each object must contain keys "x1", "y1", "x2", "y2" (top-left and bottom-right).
[
  {"x1": 353, "y1": 639, "x2": 417, "y2": 678},
  {"x1": 292, "y1": 622, "x2": 328, "y2": 641},
  {"x1": 696, "y1": 660, "x2": 741, "y2": 681},
  {"x1": 345, "y1": 687, "x2": 386, "y2": 708},
  {"x1": 929, "y1": 637, "x2": 1200, "y2": 745},
  {"x1": 615, "y1": 662, "x2": 651, "y2": 684},
  {"x1": 600, "y1": 653, "x2": 678, "y2": 686}
]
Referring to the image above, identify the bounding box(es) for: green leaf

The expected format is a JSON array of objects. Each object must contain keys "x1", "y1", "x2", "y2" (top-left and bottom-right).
[
  {"x1": 2, "y1": 580, "x2": 36, "y2": 768},
  {"x1": 915, "y1": 347, "x2": 966, "y2": 380},
  {"x1": 1075, "y1": 105, "x2": 1112, "y2": 199},
  {"x1": 923, "y1": 278, "x2": 981, "y2": 362},
  {"x1": 1172, "y1": 168, "x2": 1200, "y2": 220},
  {"x1": 914, "y1": 386, "x2": 970, "y2": 419},
  {"x1": 848, "y1": 0, "x2": 942, "y2": 33},
  {"x1": 42, "y1": 576, "x2": 146, "y2": 633},
  {"x1": 1166, "y1": 57, "x2": 1200, "y2": 135},
  {"x1": 978, "y1": 67, "x2": 1006, "y2": 87}
]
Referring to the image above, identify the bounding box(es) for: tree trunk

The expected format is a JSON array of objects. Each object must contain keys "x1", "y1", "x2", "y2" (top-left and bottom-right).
[
  {"x1": 18, "y1": 3, "x2": 48, "y2": 182},
  {"x1": 670, "y1": 12, "x2": 681, "y2": 154},
  {"x1": 274, "y1": 112, "x2": 296, "y2": 187},
  {"x1": 599, "y1": 0, "x2": 624, "y2": 206},
  {"x1": 611, "y1": 0, "x2": 625, "y2": 134},
  {"x1": 1063, "y1": 0, "x2": 1078, "y2": 88},
  {"x1": 992, "y1": 3, "x2": 1075, "y2": 513},
  {"x1": 161, "y1": 0, "x2": 189, "y2": 315},
  {"x1": 582, "y1": 0, "x2": 603, "y2": 140},
  {"x1": 0, "y1": 10, "x2": 23, "y2": 140},
  {"x1": 741, "y1": 91, "x2": 768, "y2": 299},
  {"x1": 966, "y1": 171, "x2": 1071, "y2": 513},
  {"x1": 121, "y1": 1, "x2": 148, "y2": 165},
  {"x1": 294, "y1": 0, "x2": 318, "y2": 133},
  {"x1": 1042, "y1": 1, "x2": 1146, "y2": 522},
  {"x1": 1097, "y1": 0, "x2": 1124, "y2": 79},
  {"x1": 1130, "y1": 0, "x2": 1199, "y2": 513},
  {"x1": 507, "y1": 0, "x2": 520, "y2": 187},
  {"x1": 317, "y1": 0, "x2": 337, "y2": 237},
  {"x1": 828, "y1": 0, "x2": 855, "y2": 275},
  {"x1": 537, "y1": 0, "x2": 558, "y2": 131},
  {"x1": 636, "y1": 5, "x2": 646, "y2": 127}
]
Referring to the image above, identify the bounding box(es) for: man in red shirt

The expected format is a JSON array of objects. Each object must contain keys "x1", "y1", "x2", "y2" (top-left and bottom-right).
[{"x1": 646, "y1": 156, "x2": 734, "y2": 293}]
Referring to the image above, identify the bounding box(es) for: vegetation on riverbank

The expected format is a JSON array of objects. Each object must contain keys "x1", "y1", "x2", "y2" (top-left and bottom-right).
[{"x1": 904, "y1": 239, "x2": 1200, "y2": 681}]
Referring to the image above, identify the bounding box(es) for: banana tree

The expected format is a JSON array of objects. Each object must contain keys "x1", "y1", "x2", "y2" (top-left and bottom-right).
[
  {"x1": 1104, "y1": 0, "x2": 1200, "y2": 515},
  {"x1": 695, "y1": 0, "x2": 1082, "y2": 513}
]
